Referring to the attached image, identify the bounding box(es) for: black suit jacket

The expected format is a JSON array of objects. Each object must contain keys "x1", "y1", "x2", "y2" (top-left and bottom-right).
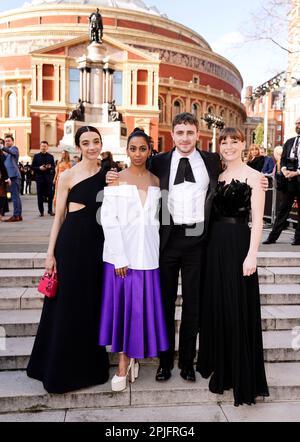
[
  {"x1": 0, "y1": 154, "x2": 8, "y2": 184},
  {"x1": 281, "y1": 137, "x2": 299, "y2": 170},
  {"x1": 31, "y1": 153, "x2": 55, "y2": 182},
  {"x1": 149, "y1": 148, "x2": 222, "y2": 252}
]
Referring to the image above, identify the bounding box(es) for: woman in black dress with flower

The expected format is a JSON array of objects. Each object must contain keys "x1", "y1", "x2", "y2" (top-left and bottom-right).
[
  {"x1": 27, "y1": 126, "x2": 109, "y2": 393},
  {"x1": 197, "y1": 128, "x2": 269, "y2": 406}
]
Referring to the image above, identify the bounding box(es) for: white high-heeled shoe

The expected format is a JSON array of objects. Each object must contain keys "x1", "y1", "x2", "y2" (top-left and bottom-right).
[
  {"x1": 134, "y1": 360, "x2": 140, "y2": 379},
  {"x1": 111, "y1": 358, "x2": 135, "y2": 392}
]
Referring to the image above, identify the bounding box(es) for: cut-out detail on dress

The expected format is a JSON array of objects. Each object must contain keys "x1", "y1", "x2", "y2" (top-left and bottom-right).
[{"x1": 68, "y1": 203, "x2": 86, "y2": 213}]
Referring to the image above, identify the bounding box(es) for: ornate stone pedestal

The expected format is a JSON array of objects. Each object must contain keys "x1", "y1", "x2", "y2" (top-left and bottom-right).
[{"x1": 59, "y1": 40, "x2": 127, "y2": 160}]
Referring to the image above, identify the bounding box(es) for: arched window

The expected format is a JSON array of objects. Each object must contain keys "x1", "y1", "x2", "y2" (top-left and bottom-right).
[
  {"x1": 207, "y1": 105, "x2": 215, "y2": 114},
  {"x1": 158, "y1": 97, "x2": 164, "y2": 123},
  {"x1": 192, "y1": 102, "x2": 201, "y2": 119},
  {"x1": 6, "y1": 91, "x2": 16, "y2": 118},
  {"x1": 173, "y1": 99, "x2": 182, "y2": 117},
  {"x1": 45, "y1": 124, "x2": 52, "y2": 144}
]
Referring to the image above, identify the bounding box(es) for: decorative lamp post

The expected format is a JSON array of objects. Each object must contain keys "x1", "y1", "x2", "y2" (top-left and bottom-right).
[
  {"x1": 202, "y1": 113, "x2": 225, "y2": 153},
  {"x1": 251, "y1": 72, "x2": 286, "y2": 150}
]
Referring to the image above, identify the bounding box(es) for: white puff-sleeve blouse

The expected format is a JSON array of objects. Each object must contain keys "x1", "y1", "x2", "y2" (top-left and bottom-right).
[{"x1": 101, "y1": 185, "x2": 161, "y2": 271}]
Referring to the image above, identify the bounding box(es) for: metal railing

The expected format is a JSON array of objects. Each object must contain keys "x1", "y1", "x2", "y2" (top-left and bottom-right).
[{"x1": 263, "y1": 174, "x2": 298, "y2": 229}]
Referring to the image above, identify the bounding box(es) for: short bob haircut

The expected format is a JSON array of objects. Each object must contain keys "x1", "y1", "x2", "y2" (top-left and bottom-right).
[{"x1": 218, "y1": 127, "x2": 245, "y2": 144}]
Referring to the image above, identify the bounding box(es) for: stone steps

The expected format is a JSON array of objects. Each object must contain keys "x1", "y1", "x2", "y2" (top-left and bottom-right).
[
  {"x1": 0, "y1": 252, "x2": 299, "y2": 412},
  {"x1": 1, "y1": 252, "x2": 300, "y2": 269},
  {"x1": 1, "y1": 268, "x2": 300, "y2": 288},
  {"x1": 1, "y1": 285, "x2": 300, "y2": 311},
  {"x1": 0, "y1": 305, "x2": 299, "y2": 339},
  {"x1": 0, "y1": 270, "x2": 44, "y2": 288},
  {"x1": 0, "y1": 254, "x2": 45, "y2": 270},
  {"x1": 3, "y1": 401, "x2": 300, "y2": 422},
  {"x1": 0, "y1": 288, "x2": 43, "y2": 310},
  {"x1": 1, "y1": 330, "x2": 299, "y2": 371},
  {"x1": 0, "y1": 364, "x2": 299, "y2": 414}
]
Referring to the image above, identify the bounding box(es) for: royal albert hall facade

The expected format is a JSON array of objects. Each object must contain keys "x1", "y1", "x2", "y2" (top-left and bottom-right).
[{"x1": 0, "y1": 0, "x2": 246, "y2": 160}]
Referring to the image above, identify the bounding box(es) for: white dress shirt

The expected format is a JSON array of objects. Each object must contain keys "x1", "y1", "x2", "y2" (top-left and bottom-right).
[
  {"x1": 168, "y1": 149, "x2": 210, "y2": 225},
  {"x1": 101, "y1": 185, "x2": 161, "y2": 270}
]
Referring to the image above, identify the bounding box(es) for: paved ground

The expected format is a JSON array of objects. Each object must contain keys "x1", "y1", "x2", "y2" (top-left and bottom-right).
[{"x1": 0, "y1": 195, "x2": 298, "y2": 253}]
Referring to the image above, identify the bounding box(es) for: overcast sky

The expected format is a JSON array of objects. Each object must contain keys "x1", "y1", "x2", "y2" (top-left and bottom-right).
[{"x1": 2, "y1": 0, "x2": 289, "y2": 95}]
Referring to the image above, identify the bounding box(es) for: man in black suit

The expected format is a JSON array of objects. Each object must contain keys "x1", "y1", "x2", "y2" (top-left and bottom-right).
[
  {"x1": 150, "y1": 113, "x2": 221, "y2": 382},
  {"x1": 263, "y1": 117, "x2": 300, "y2": 246},
  {"x1": 31, "y1": 141, "x2": 55, "y2": 217}
]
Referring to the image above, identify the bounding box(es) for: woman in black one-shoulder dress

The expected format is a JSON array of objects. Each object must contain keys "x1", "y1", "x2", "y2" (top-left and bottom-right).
[{"x1": 27, "y1": 126, "x2": 109, "y2": 393}]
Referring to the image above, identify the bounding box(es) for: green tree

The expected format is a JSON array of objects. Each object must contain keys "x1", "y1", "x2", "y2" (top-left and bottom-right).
[{"x1": 254, "y1": 123, "x2": 264, "y2": 145}]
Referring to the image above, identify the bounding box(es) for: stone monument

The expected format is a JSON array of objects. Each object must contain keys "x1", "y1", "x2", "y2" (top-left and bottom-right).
[{"x1": 59, "y1": 9, "x2": 127, "y2": 160}]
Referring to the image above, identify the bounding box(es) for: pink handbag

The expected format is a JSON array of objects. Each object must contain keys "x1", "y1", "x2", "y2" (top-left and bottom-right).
[{"x1": 38, "y1": 272, "x2": 58, "y2": 298}]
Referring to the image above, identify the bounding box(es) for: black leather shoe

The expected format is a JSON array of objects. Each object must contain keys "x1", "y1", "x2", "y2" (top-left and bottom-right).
[
  {"x1": 48, "y1": 212, "x2": 55, "y2": 216},
  {"x1": 180, "y1": 367, "x2": 196, "y2": 382},
  {"x1": 155, "y1": 367, "x2": 171, "y2": 381},
  {"x1": 291, "y1": 241, "x2": 300, "y2": 246},
  {"x1": 39, "y1": 213, "x2": 44, "y2": 217},
  {"x1": 262, "y1": 239, "x2": 276, "y2": 245}
]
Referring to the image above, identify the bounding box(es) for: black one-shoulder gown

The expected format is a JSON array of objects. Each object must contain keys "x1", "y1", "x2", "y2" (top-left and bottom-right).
[{"x1": 27, "y1": 169, "x2": 109, "y2": 393}]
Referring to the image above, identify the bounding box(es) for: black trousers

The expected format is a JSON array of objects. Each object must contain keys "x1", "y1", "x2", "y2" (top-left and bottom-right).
[
  {"x1": 159, "y1": 226, "x2": 205, "y2": 369},
  {"x1": 269, "y1": 182, "x2": 300, "y2": 242},
  {"x1": 36, "y1": 179, "x2": 53, "y2": 215}
]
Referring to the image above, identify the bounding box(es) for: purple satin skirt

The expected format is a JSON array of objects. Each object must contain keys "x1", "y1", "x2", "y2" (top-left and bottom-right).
[{"x1": 99, "y1": 262, "x2": 169, "y2": 359}]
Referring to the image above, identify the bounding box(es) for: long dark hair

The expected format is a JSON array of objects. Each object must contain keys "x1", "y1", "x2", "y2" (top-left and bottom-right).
[{"x1": 75, "y1": 126, "x2": 102, "y2": 147}]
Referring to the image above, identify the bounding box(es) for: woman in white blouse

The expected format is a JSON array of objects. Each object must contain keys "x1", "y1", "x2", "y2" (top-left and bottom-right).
[{"x1": 99, "y1": 128, "x2": 169, "y2": 392}]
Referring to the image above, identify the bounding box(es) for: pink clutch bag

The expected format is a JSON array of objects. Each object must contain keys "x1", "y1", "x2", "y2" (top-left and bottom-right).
[{"x1": 38, "y1": 272, "x2": 58, "y2": 298}]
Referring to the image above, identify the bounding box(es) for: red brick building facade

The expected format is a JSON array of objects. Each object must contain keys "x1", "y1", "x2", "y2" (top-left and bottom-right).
[{"x1": 0, "y1": 0, "x2": 246, "y2": 160}]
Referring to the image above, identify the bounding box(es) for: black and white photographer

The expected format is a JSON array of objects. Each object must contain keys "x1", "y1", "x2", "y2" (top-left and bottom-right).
[{"x1": 264, "y1": 117, "x2": 300, "y2": 245}]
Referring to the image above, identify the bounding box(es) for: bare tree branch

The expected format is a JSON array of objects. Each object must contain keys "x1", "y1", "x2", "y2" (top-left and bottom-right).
[{"x1": 242, "y1": 0, "x2": 293, "y2": 53}]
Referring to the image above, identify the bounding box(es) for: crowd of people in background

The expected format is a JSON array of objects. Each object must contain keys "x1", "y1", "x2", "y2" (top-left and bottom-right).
[
  {"x1": 0, "y1": 123, "x2": 298, "y2": 245},
  {"x1": 0, "y1": 137, "x2": 129, "y2": 222}
]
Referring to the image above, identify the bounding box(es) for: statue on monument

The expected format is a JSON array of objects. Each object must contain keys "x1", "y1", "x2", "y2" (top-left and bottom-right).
[
  {"x1": 108, "y1": 100, "x2": 123, "y2": 122},
  {"x1": 89, "y1": 8, "x2": 103, "y2": 44},
  {"x1": 68, "y1": 99, "x2": 85, "y2": 121}
]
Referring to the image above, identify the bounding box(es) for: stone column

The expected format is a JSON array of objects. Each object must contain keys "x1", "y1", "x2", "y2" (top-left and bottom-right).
[
  {"x1": 80, "y1": 68, "x2": 84, "y2": 101},
  {"x1": 93, "y1": 67, "x2": 103, "y2": 105},
  {"x1": 17, "y1": 83, "x2": 23, "y2": 117},
  {"x1": 104, "y1": 69, "x2": 111, "y2": 103},
  {"x1": 153, "y1": 70, "x2": 159, "y2": 108},
  {"x1": 148, "y1": 70, "x2": 153, "y2": 107},
  {"x1": 83, "y1": 68, "x2": 87, "y2": 103},
  {"x1": 61, "y1": 66, "x2": 66, "y2": 104},
  {"x1": 37, "y1": 64, "x2": 43, "y2": 102},
  {"x1": 108, "y1": 69, "x2": 114, "y2": 103},
  {"x1": 86, "y1": 68, "x2": 91, "y2": 104},
  {"x1": 166, "y1": 90, "x2": 172, "y2": 125},
  {"x1": 32, "y1": 65, "x2": 37, "y2": 102},
  {"x1": 54, "y1": 65, "x2": 60, "y2": 103},
  {"x1": 186, "y1": 95, "x2": 191, "y2": 113},
  {"x1": 132, "y1": 69, "x2": 137, "y2": 106}
]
